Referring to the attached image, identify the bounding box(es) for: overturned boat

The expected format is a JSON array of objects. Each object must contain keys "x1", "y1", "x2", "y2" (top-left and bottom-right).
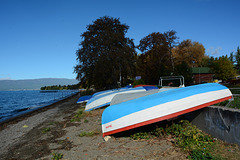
[
  {"x1": 110, "y1": 76, "x2": 185, "y2": 106},
  {"x1": 85, "y1": 86, "x2": 158, "y2": 111},
  {"x1": 110, "y1": 89, "x2": 159, "y2": 106},
  {"x1": 77, "y1": 95, "x2": 93, "y2": 104},
  {"x1": 102, "y1": 83, "x2": 233, "y2": 137},
  {"x1": 92, "y1": 86, "x2": 132, "y2": 98},
  {"x1": 77, "y1": 86, "x2": 132, "y2": 104}
]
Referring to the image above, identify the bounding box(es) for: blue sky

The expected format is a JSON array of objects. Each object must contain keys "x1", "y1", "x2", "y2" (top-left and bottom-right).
[{"x1": 0, "y1": 0, "x2": 239, "y2": 80}]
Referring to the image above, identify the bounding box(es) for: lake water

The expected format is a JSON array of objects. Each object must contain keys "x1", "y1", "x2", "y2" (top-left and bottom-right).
[{"x1": 0, "y1": 90, "x2": 79, "y2": 123}]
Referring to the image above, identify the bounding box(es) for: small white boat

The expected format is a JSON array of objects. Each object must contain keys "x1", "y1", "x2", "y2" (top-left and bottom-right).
[
  {"x1": 92, "y1": 86, "x2": 132, "y2": 98},
  {"x1": 85, "y1": 86, "x2": 158, "y2": 111},
  {"x1": 102, "y1": 83, "x2": 233, "y2": 137}
]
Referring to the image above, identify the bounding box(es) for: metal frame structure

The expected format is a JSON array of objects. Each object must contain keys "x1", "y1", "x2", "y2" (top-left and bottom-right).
[{"x1": 159, "y1": 76, "x2": 185, "y2": 87}]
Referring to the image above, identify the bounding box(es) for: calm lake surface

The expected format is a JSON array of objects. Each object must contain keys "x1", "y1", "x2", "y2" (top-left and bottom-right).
[{"x1": 0, "y1": 90, "x2": 78, "y2": 123}]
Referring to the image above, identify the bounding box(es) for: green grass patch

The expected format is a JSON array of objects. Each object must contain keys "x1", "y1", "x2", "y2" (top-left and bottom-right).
[
  {"x1": 230, "y1": 97, "x2": 240, "y2": 109},
  {"x1": 42, "y1": 127, "x2": 51, "y2": 133},
  {"x1": 70, "y1": 108, "x2": 86, "y2": 122},
  {"x1": 51, "y1": 152, "x2": 63, "y2": 160},
  {"x1": 214, "y1": 97, "x2": 240, "y2": 109}
]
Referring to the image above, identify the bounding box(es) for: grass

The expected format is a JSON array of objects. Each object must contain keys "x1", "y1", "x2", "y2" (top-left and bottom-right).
[
  {"x1": 42, "y1": 127, "x2": 51, "y2": 133},
  {"x1": 214, "y1": 97, "x2": 240, "y2": 109},
  {"x1": 130, "y1": 132, "x2": 152, "y2": 140},
  {"x1": 70, "y1": 108, "x2": 85, "y2": 122},
  {"x1": 130, "y1": 120, "x2": 240, "y2": 159},
  {"x1": 229, "y1": 97, "x2": 240, "y2": 109},
  {"x1": 51, "y1": 152, "x2": 63, "y2": 160},
  {"x1": 216, "y1": 84, "x2": 240, "y2": 109}
]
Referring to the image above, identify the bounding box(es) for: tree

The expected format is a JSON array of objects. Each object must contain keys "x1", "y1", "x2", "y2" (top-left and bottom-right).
[
  {"x1": 175, "y1": 61, "x2": 193, "y2": 85},
  {"x1": 137, "y1": 32, "x2": 171, "y2": 84},
  {"x1": 229, "y1": 52, "x2": 234, "y2": 65},
  {"x1": 199, "y1": 55, "x2": 210, "y2": 67},
  {"x1": 164, "y1": 30, "x2": 179, "y2": 72},
  {"x1": 209, "y1": 56, "x2": 236, "y2": 81},
  {"x1": 235, "y1": 46, "x2": 240, "y2": 72},
  {"x1": 74, "y1": 16, "x2": 136, "y2": 89},
  {"x1": 173, "y1": 39, "x2": 205, "y2": 67}
]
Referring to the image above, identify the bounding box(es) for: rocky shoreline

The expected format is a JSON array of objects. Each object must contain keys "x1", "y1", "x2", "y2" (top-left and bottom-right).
[{"x1": 0, "y1": 94, "x2": 187, "y2": 160}]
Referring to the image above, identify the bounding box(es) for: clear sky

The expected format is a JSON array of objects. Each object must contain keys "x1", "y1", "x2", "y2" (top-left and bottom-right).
[{"x1": 0, "y1": 0, "x2": 239, "y2": 80}]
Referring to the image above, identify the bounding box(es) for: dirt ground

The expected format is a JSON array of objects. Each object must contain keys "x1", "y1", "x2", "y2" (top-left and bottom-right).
[{"x1": 0, "y1": 95, "x2": 188, "y2": 160}]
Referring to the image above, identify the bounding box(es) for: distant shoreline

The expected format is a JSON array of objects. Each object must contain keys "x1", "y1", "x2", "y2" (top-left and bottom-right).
[{"x1": 0, "y1": 78, "x2": 79, "y2": 91}]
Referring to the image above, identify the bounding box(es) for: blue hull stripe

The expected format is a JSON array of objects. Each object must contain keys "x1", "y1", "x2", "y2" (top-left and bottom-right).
[
  {"x1": 102, "y1": 83, "x2": 229, "y2": 124},
  {"x1": 77, "y1": 95, "x2": 92, "y2": 103},
  {"x1": 85, "y1": 102, "x2": 110, "y2": 111}
]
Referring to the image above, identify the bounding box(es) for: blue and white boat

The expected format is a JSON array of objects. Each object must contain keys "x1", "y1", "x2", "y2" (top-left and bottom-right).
[
  {"x1": 110, "y1": 87, "x2": 182, "y2": 106},
  {"x1": 102, "y1": 83, "x2": 233, "y2": 137},
  {"x1": 77, "y1": 86, "x2": 132, "y2": 104},
  {"x1": 110, "y1": 76, "x2": 185, "y2": 106},
  {"x1": 77, "y1": 95, "x2": 93, "y2": 103},
  {"x1": 85, "y1": 86, "x2": 158, "y2": 111},
  {"x1": 92, "y1": 85, "x2": 132, "y2": 98}
]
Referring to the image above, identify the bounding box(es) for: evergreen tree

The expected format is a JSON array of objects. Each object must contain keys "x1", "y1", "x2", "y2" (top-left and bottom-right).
[
  {"x1": 235, "y1": 46, "x2": 240, "y2": 72},
  {"x1": 229, "y1": 52, "x2": 234, "y2": 64}
]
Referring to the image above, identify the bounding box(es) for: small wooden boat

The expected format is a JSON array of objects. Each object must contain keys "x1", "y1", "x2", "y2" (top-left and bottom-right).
[{"x1": 102, "y1": 83, "x2": 233, "y2": 137}]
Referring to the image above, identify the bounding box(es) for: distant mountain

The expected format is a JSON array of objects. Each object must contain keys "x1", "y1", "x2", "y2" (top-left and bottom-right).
[{"x1": 0, "y1": 78, "x2": 79, "y2": 91}]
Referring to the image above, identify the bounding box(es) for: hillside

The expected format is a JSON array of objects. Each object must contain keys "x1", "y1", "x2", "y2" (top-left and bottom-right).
[{"x1": 0, "y1": 78, "x2": 79, "y2": 91}]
